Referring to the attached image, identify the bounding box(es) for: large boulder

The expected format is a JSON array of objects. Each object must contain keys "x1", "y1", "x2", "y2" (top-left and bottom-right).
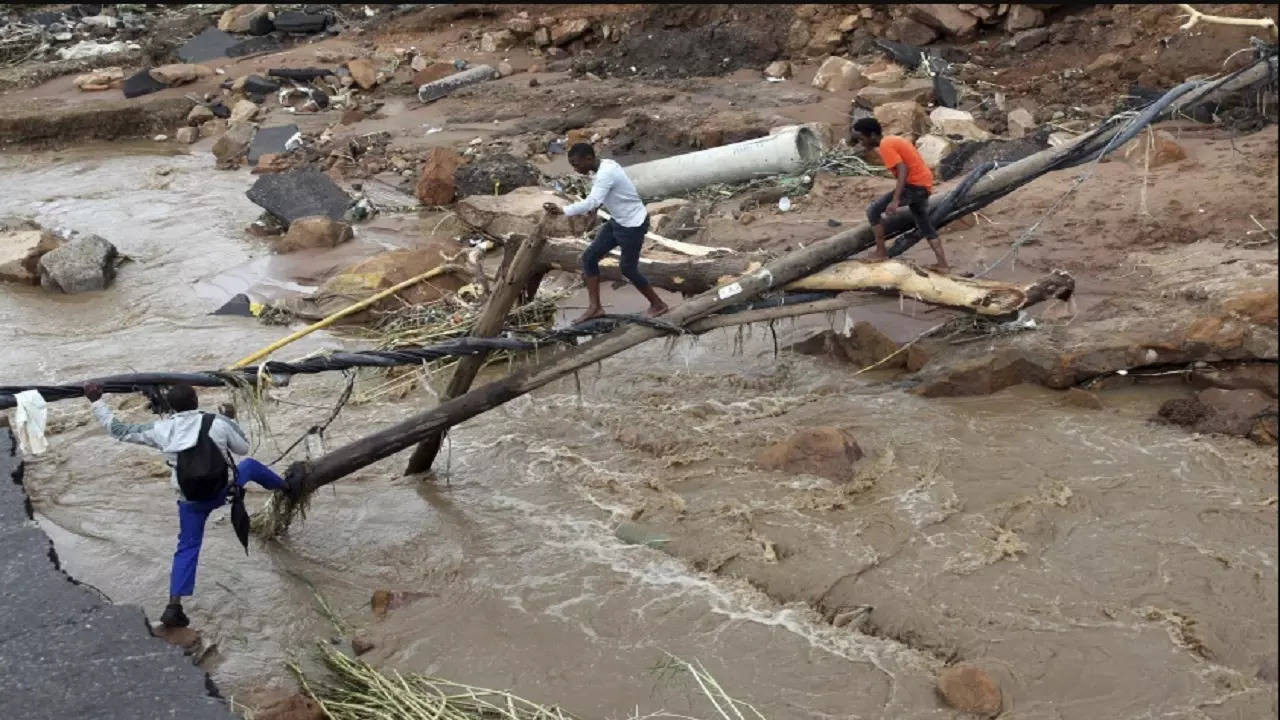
[
  {"x1": 929, "y1": 107, "x2": 992, "y2": 141},
  {"x1": 812, "y1": 56, "x2": 865, "y2": 93},
  {"x1": 551, "y1": 18, "x2": 591, "y2": 46},
  {"x1": 1005, "y1": 4, "x2": 1046, "y2": 31},
  {"x1": 889, "y1": 16, "x2": 939, "y2": 46},
  {"x1": 756, "y1": 427, "x2": 865, "y2": 482},
  {"x1": 1121, "y1": 130, "x2": 1187, "y2": 169},
  {"x1": 212, "y1": 122, "x2": 256, "y2": 168},
  {"x1": 862, "y1": 59, "x2": 906, "y2": 87},
  {"x1": 453, "y1": 153, "x2": 542, "y2": 198},
  {"x1": 246, "y1": 169, "x2": 352, "y2": 225},
  {"x1": 854, "y1": 78, "x2": 934, "y2": 108},
  {"x1": 37, "y1": 234, "x2": 118, "y2": 294},
  {"x1": 0, "y1": 222, "x2": 60, "y2": 285},
  {"x1": 875, "y1": 101, "x2": 928, "y2": 139},
  {"x1": 907, "y1": 4, "x2": 980, "y2": 39},
  {"x1": 229, "y1": 98, "x2": 260, "y2": 125},
  {"x1": 455, "y1": 186, "x2": 594, "y2": 239},
  {"x1": 273, "y1": 216, "x2": 353, "y2": 253},
  {"x1": 915, "y1": 134, "x2": 954, "y2": 170},
  {"x1": 937, "y1": 665, "x2": 1002, "y2": 718},
  {"x1": 346, "y1": 58, "x2": 378, "y2": 90},
  {"x1": 415, "y1": 147, "x2": 467, "y2": 206}
]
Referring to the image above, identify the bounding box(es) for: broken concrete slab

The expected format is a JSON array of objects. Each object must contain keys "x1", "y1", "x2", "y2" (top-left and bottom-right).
[
  {"x1": 417, "y1": 65, "x2": 499, "y2": 104},
  {"x1": 247, "y1": 124, "x2": 299, "y2": 165},
  {"x1": 273, "y1": 10, "x2": 331, "y2": 34},
  {"x1": 246, "y1": 169, "x2": 352, "y2": 226},
  {"x1": 37, "y1": 234, "x2": 118, "y2": 294},
  {"x1": 121, "y1": 69, "x2": 167, "y2": 99},
  {"x1": 175, "y1": 26, "x2": 238, "y2": 64}
]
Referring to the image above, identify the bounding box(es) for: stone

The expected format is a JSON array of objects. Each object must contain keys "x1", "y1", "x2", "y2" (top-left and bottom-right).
[
  {"x1": 1197, "y1": 388, "x2": 1274, "y2": 436},
  {"x1": 455, "y1": 186, "x2": 594, "y2": 239},
  {"x1": 413, "y1": 62, "x2": 457, "y2": 86},
  {"x1": 415, "y1": 147, "x2": 467, "y2": 206},
  {"x1": 1004, "y1": 4, "x2": 1045, "y2": 31},
  {"x1": 187, "y1": 104, "x2": 215, "y2": 125},
  {"x1": 0, "y1": 228, "x2": 60, "y2": 285},
  {"x1": 551, "y1": 18, "x2": 591, "y2": 46},
  {"x1": 838, "y1": 14, "x2": 860, "y2": 32},
  {"x1": 875, "y1": 101, "x2": 928, "y2": 138},
  {"x1": 229, "y1": 99, "x2": 259, "y2": 125},
  {"x1": 645, "y1": 199, "x2": 691, "y2": 217},
  {"x1": 1007, "y1": 107, "x2": 1035, "y2": 138},
  {"x1": 937, "y1": 665, "x2": 1002, "y2": 717},
  {"x1": 1061, "y1": 388, "x2": 1104, "y2": 410},
  {"x1": 808, "y1": 31, "x2": 846, "y2": 57},
  {"x1": 481, "y1": 29, "x2": 516, "y2": 53},
  {"x1": 249, "y1": 692, "x2": 325, "y2": 720},
  {"x1": 175, "y1": 26, "x2": 239, "y2": 64},
  {"x1": 38, "y1": 234, "x2": 118, "y2": 294},
  {"x1": 854, "y1": 78, "x2": 934, "y2": 108},
  {"x1": 175, "y1": 126, "x2": 199, "y2": 144},
  {"x1": 218, "y1": 4, "x2": 273, "y2": 34},
  {"x1": 756, "y1": 427, "x2": 865, "y2": 482},
  {"x1": 350, "y1": 636, "x2": 375, "y2": 657},
  {"x1": 453, "y1": 153, "x2": 542, "y2": 198},
  {"x1": 812, "y1": 56, "x2": 865, "y2": 93},
  {"x1": 1008, "y1": 27, "x2": 1050, "y2": 51},
  {"x1": 890, "y1": 16, "x2": 939, "y2": 46},
  {"x1": 929, "y1": 107, "x2": 992, "y2": 141},
  {"x1": 246, "y1": 169, "x2": 352, "y2": 225},
  {"x1": 497, "y1": 60, "x2": 515, "y2": 77},
  {"x1": 122, "y1": 69, "x2": 168, "y2": 99},
  {"x1": 253, "y1": 153, "x2": 293, "y2": 174},
  {"x1": 507, "y1": 16, "x2": 536, "y2": 35},
  {"x1": 786, "y1": 19, "x2": 812, "y2": 52},
  {"x1": 248, "y1": 124, "x2": 300, "y2": 165},
  {"x1": 274, "y1": 10, "x2": 331, "y2": 34},
  {"x1": 764, "y1": 60, "x2": 792, "y2": 79},
  {"x1": 152, "y1": 626, "x2": 202, "y2": 652},
  {"x1": 74, "y1": 67, "x2": 124, "y2": 91},
  {"x1": 274, "y1": 216, "x2": 353, "y2": 253},
  {"x1": 862, "y1": 59, "x2": 906, "y2": 86},
  {"x1": 788, "y1": 322, "x2": 906, "y2": 368},
  {"x1": 346, "y1": 58, "x2": 377, "y2": 90},
  {"x1": 908, "y1": 4, "x2": 980, "y2": 38},
  {"x1": 915, "y1": 134, "x2": 954, "y2": 170},
  {"x1": 533, "y1": 26, "x2": 552, "y2": 47},
  {"x1": 1121, "y1": 129, "x2": 1187, "y2": 169},
  {"x1": 1086, "y1": 52, "x2": 1123, "y2": 74},
  {"x1": 1047, "y1": 131, "x2": 1077, "y2": 148}
]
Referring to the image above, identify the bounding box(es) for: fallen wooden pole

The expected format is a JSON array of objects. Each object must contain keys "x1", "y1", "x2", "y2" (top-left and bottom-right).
[{"x1": 403, "y1": 220, "x2": 550, "y2": 474}]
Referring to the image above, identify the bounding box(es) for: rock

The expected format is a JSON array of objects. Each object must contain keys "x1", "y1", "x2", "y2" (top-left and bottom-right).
[
  {"x1": 1086, "y1": 52, "x2": 1124, "y2": 74},
  {"x1": 247, "y1": 169, "x2": 353, "y2": 226},
  {"x1": 1061, "y1": 387, "x2": 1104, "y2": 410},
  {"x1": 74, "y1": 67, "x2": 124, "y2": 91},
  {"x1": 1197, "y1": 388, "x2": 1275, "y2": 436},
  {"x1": 854, "y1": 78, "x2": 934, "y2": 108},
  {"x1": 915, "y1": 134, "x2": 954, "y2": 170},
  {"x1": 1004, "y1": 4, "x2": 1045, "y2": 31},
  {"x1": 218, "y1": 4, "x2": 273, "y2": 34},
  {"x1": 229, "y1": 99, "x2": 259, "y2": 125},
  {"x1": 507, "y1": 16, "x2": 536, "y2": 35},
  {"x1": 453, "y1": 153, "x2": 541, "y2": 198},
  {"x1": 789, "y1": 322, "x2": 906, "y2": 368},
  {"x1": 645, "y1": 198, "x2": 691, "y2": 217},
  {"x1": 248, "y1": 124, "x2": 300, "y2": 165},
  {"x1": 175, "y1": 27, "x2": 239, "y2": 64},
  {"x1": 148, "y1": 64, "x2": 211, "y2": 87},
  {"x1": 413, "y1": 62, "x2": 457, "y2": 86},
  {"x1": 1222, "y1": 287, "x2": 1279, "y2": 326},
  {"x1": 253, "y1": 153, "x2": 293, "y2": 174},
  {"x1": 838, "y1": 14, "x2": 860, "y2": 32},
  {"x1": 152, "y1": 626, "x2": 202, "y2": 652},
  {"x1": 274, "y1": 216, "x2": 353, "y2": 253},
  {"x1": 1121, "y1": 130, "x2": 1187, "y2": 169},
  {"x1": 533, "y1": 26, "x2": 552, "y2": 47},
  {"x1": 786, "y1": 19, "x2": 812, "y2": 52},
  {"x1": 121, "y1": 69, "x2": 168, "y2": 99},
  {"x1": 455, "y1": 186, "x2": 594, "y2": 239},
  {"x1": 1047, "y1": 131, "x2": 1077, "y2": 148},
  {"x1": 1007, "y1": 107, "x2": 1035, "y2": 138},
  {"x1": 295, "y1": 249, "x2": 469, "y2": 320},
  {"x1": 350, "y1": 636, "x2": 375, "y2": 656},
  {"x1": 187, "y1": 104, "x2": 215, "y2": 125},
  {"x1": 812, "y1": 56, "x2": 865, "y2": 93},
  {"x1": 249, "y1": 692, "x2": 325, "y2": 720},
  {"x1": 274, "y1": 10, "x2": 331, "y2": 34},
  {"x1": 807, "y1": 30, "x2": 846, "y2": 57},
  {"x1": 481, "y1": 29, "x2": 516, "y2": 53},
  {"x1": 929, "y1": 107, "x2": 992, "y2": 141},
  {"x1": 212, "y1": 122, "x2": 256, "y2": 168},
  {"x1": 756, "y1": 427, "x2": 865, "y2": 482},
  {"x1": 415, "y1": 147, "x2": 467, "y2": 206},
  {"x1": 937, "y1": 665, "x2": 1002, "y2": 717},
  {"x1": 551, "y1": 18, "x2": 591, "y2": 46},
  {"x1": 862, "y1": 59, "x2": 906, "y2": 86},
  {"x1": 1008, "y1": 27, "x2": 1050, "y2": 51},
  {"x1": 497, "y1": 61, "x2": 515, "y2": 77},
  {"x1": 38, "y1": 234, "x2": 118, "y2": 294},
  {"x1": 908, "y1": 4, "x2": 980, "y2": 38},
  {"x1": 175, "y1": 126, "x2": 199, "y2": 144},
  {"x1": 0, "y1": 227, "x2": 60, "y2": 285},
  {"x1": 890, "y1": 16, "x2": 939, "y2": 46},
  {"x1": 346, "y1": 58, "x2": 377, "y2": 90},
  {"x1": 764, "y1": 60, "x2": 792, "y2": 79},
  {"x1": 875, "y1": 101, "x2": 927, "y2": 138}
]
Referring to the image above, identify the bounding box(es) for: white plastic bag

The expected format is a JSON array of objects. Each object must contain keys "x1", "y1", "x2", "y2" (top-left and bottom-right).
[{"x1": 12, "y1": 390, "x2": 48, "y2": 456}]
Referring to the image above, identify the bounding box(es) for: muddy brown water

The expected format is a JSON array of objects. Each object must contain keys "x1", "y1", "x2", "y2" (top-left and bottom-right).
[{"x1": 2, "y1": 146, "x2": 1276, "y2": 719}]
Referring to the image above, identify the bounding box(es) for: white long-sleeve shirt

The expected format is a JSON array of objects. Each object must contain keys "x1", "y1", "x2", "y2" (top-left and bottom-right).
[
  {"x1": 91, "y1": 400, "x2": 248, "y2": 500},
  {"x1": 563, "y1": 159, "x2": 647, "y2": 228}
]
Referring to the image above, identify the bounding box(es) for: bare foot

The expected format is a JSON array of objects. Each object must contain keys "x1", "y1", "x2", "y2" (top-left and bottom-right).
[
  {"x1": 868, "y1": 251, "x2": 890, "y2": 262},
  {"x1": 926, "y1": 263, "x2": 950, "y2": 274},
  {"x1": 644, "y1": 302, "x2": 670, "y2": 318},
  {"x1": 572, "y1": 307, "x2": 605, "y2": 325}
]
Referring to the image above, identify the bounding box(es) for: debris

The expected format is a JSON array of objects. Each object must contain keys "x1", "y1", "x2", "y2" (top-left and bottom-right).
[
  {"x1": 346, "y1": 58, "x2": 377, "y2": 90},
  {"x1": 454, "y1": 152, "x2": 542, "y2": 198},
  {"x1": 175, "y1": 126, "x2": 199, "y2": 144},
  {"x1": 454, "y1": 186, "x2": 592, "y2": 238},
  {"x1": 937, "y1": 665, "x2": 1002, "y2": 718},
  {"x1": 812, "y1": 56, "x2": 865, "y2": 93},
  {"x1": 0, "y1": 224, "x2": 59, "y2": 285},
  {"x1": 480, "y1": 30, "x2": 516, "y2": 53},
  {"x1": 788, "y1": 322, "x2": 906, "y2": 368},
  {"x1": 764, "y1": 60, "x2": 792, "y2": 79},
  {"x1": 875, "y1": 101, "x2": 928, "y2": 138},
  {"x1": 37, "y1": 234, "x2": 119, "y2": 294},
  {"x1": 211, "y1": 122, "x2": 257, "y2": 168},
  {"x1": 414, "y1": 147, "x2": 467, "y2": 206},
  {"x1": 57, "y1": 40, "x2": 133, "y2": 62},
  {"x1": 551, "y1": 18, "x2": 591, "y2": 46},
  {"x1": 1007, "y1": 108, "x2": 1036, "y2": 139},
  {"x1": 614, "y1": 522, "x2": 670, "y2": 548},
  {"x1": 252, "y1": 153, "x2": 294, "y2": 174},
  {"x1": 153, "y1": 134, "x2": 168, "y2": 142},
  {"x1": 854, "y1": 78, "x2": 934, "y2": 108},
  {"x1": 248, "y1": 124, "x2": 300, "y2": 165},
  {"x1": 267, "y1": 67, "x2": 334, "y2": 82},
  {"x1": 229, "y1": 98, "x2": 259, "y2": 125},
  {"x1": 1086, "y1": 52, "x2": 1124, "y2": 74},
  {"x1": 121, "y1": 69, "x2": 168, "y2": 99},
  {"x1": 175, "y1": 27, "x2": 238, "y2": 64},
  {"x1": 907, "y1": 4, "x2": 980, "y2": 39},
  {"x1": 890, "y1": 16, "x2": 939, "y2": 46},
  {"x1": 412, "y1": 61, "x2": 458, "y2": 86},
  {"x1": 417, "y1": 65, "x2": 499, "y2": 104},
  {"x1": 862, "y1": 59, "x2": 906, "y2": 86},
  {"x1": 756, "y1": 427, "x2": 864, "y2": 482},
  {"x1": 1008, "y1": 27, "x2": 1051, "y2": 51},
  {"x1": 149, "y1": 63, "x2": 211, "y2": 87},
  {"x1": 274, "y1": 216, "x2": 354, "y2": 253},
  {"x1": 1005, "y1": 4, "x2": 1046, "y2": 31},
  {"x1": 187, "y1": 104, "x2": 215, "y2": 125},
  {"x1": 241, "y1": 74, "x2": 281, "y2": 95},
  {"x1": 874, "y1": 38, "x2": 926, "y2": 70},
  {"x1": 915, "y1": 134, "x2": 954, "y2": 170},
  {"x1": 74, "y1": 67, "x2": 124, "y2": 91},
  {"x1": 273, "y1": 9, "x2": 332, "y2": 35},
  {"x1": 218, "y1": 4, "x2": 273, "y2": 35},
  {"x1": 625, "y1": 126, "x2": 823, "y2": 200},
  {"x1": 929, "y1": 107, "x2": 992, "y2": 141},
  {"x1": 246, "y1": 169, "x2": 353, "y2": 226}
]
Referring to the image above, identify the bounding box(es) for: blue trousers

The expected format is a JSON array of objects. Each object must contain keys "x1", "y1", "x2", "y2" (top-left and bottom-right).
[
  {"x1": 170, "y1": 458, "x2": 284, "y2": 598},
  {"x1": 581, "y1": 217, "x2": 652, "y2": 288}
]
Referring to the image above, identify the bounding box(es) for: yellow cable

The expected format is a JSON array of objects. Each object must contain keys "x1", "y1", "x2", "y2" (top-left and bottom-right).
[{"x1": 227, "y1": 265, "x2": 454, "y2": 370}]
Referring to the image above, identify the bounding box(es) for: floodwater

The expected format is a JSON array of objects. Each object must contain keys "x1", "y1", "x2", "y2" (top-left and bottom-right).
[{"x1": 3, "y1": 146, "x2": 1276, "y2": 719}]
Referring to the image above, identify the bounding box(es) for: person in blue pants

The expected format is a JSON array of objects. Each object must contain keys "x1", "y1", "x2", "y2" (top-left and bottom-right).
[{"x1": 83, "y1": 382, "x2": 296, "y2": 628}]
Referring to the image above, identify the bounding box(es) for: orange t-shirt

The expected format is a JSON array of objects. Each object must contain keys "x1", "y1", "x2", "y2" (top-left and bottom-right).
[{"x1": 878, "y1": 135, "x2": 933, "y2": 191}]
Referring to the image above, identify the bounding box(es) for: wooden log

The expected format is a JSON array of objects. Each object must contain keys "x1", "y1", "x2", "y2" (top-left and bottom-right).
[
  {"x1": 403, "y1": 219, "x2": 550, "y2": 474},
  {"x1": 288, "y1": 125, "x2": 1112, "y2": 495},
  {"x1": 540, "y1": 236, "x2": 759, "y2": 296}
]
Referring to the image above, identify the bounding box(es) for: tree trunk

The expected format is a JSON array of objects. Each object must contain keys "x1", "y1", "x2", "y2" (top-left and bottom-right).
[{"x1": 403, "y1": 220, "x2": 550, "y2": 474}]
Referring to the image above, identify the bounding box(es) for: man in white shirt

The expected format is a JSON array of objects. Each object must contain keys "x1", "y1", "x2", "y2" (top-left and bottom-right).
[{"x1": 544, "y1": 143, "x2": 669, "y2": 324}]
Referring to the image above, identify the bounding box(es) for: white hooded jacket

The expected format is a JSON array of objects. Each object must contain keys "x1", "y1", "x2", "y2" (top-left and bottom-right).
[{"x1": 91, "y1": 400, "x2": 249, "y2": 501}]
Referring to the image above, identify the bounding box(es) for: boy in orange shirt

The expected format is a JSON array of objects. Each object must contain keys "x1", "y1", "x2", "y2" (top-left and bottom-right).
[{"x1": 852, "y1": 118, "x2": 949, "y2": 272}]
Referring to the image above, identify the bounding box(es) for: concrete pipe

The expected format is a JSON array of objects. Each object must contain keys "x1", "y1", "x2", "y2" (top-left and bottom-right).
[
  {"x1": 417, "y1": 65, "x2": 499, "y2": 103},
  {"x1": 624, "y1": 126, "x2": 823, "y2": 199}
]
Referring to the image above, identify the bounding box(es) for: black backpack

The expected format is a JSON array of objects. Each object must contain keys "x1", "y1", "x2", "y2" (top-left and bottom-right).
[{"x1": 175, "y1": 414, "x2": 231, "y2": 502}]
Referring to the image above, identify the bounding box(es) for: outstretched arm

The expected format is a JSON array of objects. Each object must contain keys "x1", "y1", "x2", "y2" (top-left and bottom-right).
[
  {"x1": 84, "y1": 383, "x2": 163, "y2": 449},
  {"x1": 563, "y1": 170, "x2": 615, "y2": 217}
]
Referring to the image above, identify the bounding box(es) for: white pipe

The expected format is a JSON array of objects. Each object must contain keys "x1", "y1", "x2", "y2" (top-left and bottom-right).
[{"x1": 623, "y1": 126, "x2": 822, "y2": 199}]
